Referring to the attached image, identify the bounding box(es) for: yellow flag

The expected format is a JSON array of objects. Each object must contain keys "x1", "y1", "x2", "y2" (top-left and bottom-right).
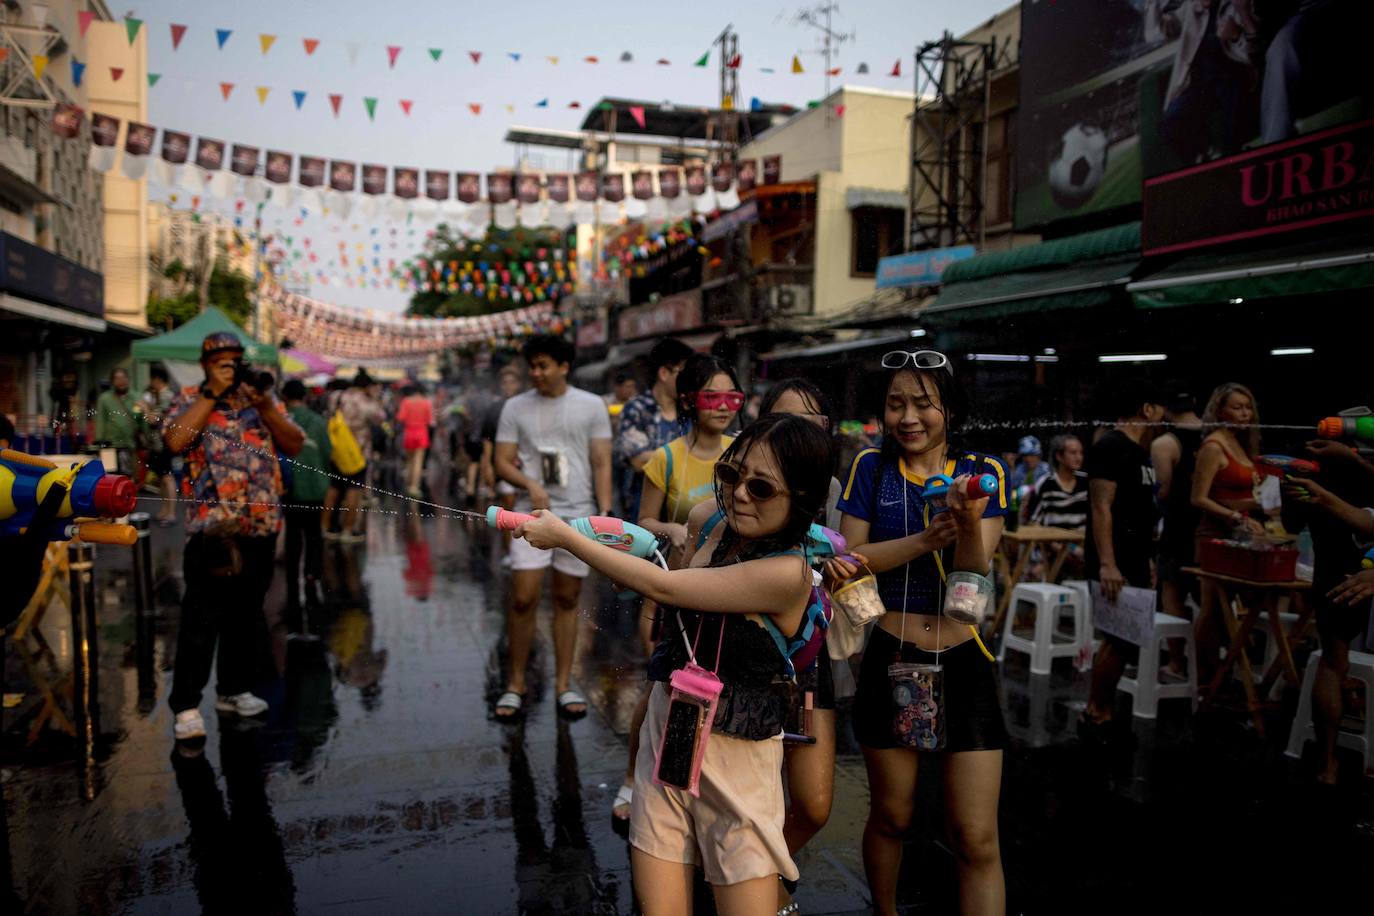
[
  {"x1": 259, "y1": 34, "x2": 276, "y2": 55},
  {"x1": 32, "y1": 54, "x2": 48, "y2": 81},
  {"x1": 256, "y1": 86, "x2": 270, "y2": 105},
  {"x1": 722, "y1": 94, "x2": 734, "y2": 111},
  {"x1": 791, "y1": 55, "x2": 804, "y2": 74},
  {"x1": 547, "y1": 55, "x2": 559, "y2": 65}
]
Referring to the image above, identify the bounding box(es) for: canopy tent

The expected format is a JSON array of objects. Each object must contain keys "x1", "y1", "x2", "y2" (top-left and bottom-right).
[{"x1": 132, "y1": 307, "x2": 278, "y2": 364}]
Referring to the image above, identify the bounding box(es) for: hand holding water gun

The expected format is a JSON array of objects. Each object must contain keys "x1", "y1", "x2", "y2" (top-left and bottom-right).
[
  {"x1": 489, "y1": 506, "x2": 659, "y2": 559},
  {"x1": 1257, "y1": 455, "x2": 1320, "y2": 480}
]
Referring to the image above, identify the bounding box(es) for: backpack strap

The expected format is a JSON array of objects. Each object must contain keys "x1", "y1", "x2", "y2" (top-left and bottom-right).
[{"x1": 696, "y1": 507, "x2": 725, "y2": 549}]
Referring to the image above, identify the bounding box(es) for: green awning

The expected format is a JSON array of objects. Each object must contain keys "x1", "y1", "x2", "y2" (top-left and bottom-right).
[
  {"x1": 939, "y1": 222, "x2": 1141, "y2": 285},
  {"x1": 1128, "y1": 237, "x2": 1374, "y2": 309},
  {"x1": 131, "y1": 306, "x2": 277, "y2": 364}
]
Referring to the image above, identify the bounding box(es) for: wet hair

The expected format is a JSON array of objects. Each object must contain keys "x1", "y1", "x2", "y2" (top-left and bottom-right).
[
  {"x1": 521, "y1": 333, "x2": 576, "y2": 368},
  {"x1": 709, "y1": 414, "x2": 833, "y2": 566},
  {"x1": 1202, "y1": 382, "x2": 1260, "y2": 457},
  {"x1": 282, "y1": 379, "x2": 307, "y2": 401},
  {"x1": 759, "y1": 378, "x2": 834, "y2": 437},
  {"x1": 149, "y1": 365, "x2": 170, "y2": 383},
  {"x1": 648, "y1": 337, "x2": 694, "y2": 378},
  {"x1": 1048, "y1": 434, "x2": 1082, "y2": 473},
  {"x1": 875, "y1": 364, "x2": 965, "y2": 468},
  {"x1": 676, "y1": 354, "x2": 740, "y2": 422}
]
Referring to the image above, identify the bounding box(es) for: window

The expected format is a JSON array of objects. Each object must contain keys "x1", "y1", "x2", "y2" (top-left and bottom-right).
[{"x1": 850, "y1": 207, "x2": 905, "y2": 277}]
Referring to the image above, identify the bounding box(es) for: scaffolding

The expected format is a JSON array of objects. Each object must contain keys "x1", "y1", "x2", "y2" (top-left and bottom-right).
[{"x1": 907, "y1": 32, "x2": 1012, "y2": 252}]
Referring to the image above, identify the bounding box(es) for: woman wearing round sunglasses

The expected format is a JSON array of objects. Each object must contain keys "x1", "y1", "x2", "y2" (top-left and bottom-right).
[
  {"x1": 608, "y1": 355, "x2": 742, "y2": 824},
  {"x1": 829, "y1": 349, "x2": 1010, "y2": 916},
  {"x1": 516, "y1": 415, "x2": 834, "y2": 916}
]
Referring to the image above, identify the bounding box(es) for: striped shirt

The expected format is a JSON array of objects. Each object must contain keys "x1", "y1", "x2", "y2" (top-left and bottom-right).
[{"x1": 1027, "y1": 471, "x2": 1089, "y2": 530}]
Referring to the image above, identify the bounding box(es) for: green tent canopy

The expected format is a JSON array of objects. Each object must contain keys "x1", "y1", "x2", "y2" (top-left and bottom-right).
[{"x1": 131, "y1": 307, "x2": 277, "y2": 364}]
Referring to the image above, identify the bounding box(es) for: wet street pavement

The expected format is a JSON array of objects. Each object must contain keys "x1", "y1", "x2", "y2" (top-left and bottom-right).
[{"x1": 4, "y1": 483, "x2": 1374, "y2": 915}]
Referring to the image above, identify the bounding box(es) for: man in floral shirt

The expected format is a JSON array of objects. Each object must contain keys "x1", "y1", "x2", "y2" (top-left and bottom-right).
[
  {"x1": 162, "y1": 332, "x2": 304, "y2": 743},
  {"x1": 613, "y1": 337, "x2": 692, "y2": 518}
]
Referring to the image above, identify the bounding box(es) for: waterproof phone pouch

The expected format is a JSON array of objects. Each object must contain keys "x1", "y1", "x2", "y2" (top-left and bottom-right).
[
  {"x1": 832, "y1": 569, "x2": 885, "y2": 628},
  {"x1": 654, "y1": 662, "x2": 724, "y2": 796},
  {"x1": 943, "y1": 571, "x2": 993, "y2": 626},
  {"x1": 538, "y1": 447, "x2": 568, "y2": 487},
  {"x1": 889, "y1": 662, "x2": 945, "y2": 751}
]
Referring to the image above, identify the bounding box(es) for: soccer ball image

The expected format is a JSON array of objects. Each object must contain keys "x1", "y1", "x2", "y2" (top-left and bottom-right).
[{"x1": 1048, "y1": 123, "x2": 1108, "y2": 209}]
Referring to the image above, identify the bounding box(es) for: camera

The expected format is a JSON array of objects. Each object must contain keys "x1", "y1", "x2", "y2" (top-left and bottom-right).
[{"x1": 232, "y1": 359, "x2": 275, "y2": 393}]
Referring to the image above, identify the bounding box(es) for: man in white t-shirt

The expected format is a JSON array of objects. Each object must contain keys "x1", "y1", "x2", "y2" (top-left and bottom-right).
[{"x1": 493, "y1": 334, "x2": 613, "y2": 720}]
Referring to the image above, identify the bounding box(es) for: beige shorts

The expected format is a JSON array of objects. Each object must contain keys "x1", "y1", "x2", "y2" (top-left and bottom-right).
[{"x1": 629, "y1": 682, "x2": 797, "y2": 886}]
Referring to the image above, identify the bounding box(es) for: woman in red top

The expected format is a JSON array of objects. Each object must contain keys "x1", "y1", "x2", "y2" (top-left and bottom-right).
[
  {"x1": 1191, "y1": 382, "x2": 1264, "y2": 681},
  {"x1": 395, "y1": 385, "x2": 434, "y2": 497}
]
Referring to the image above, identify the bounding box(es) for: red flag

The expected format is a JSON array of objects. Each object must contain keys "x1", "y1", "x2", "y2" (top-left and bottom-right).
[
  {"x1": 834, "y1": 104, "x2": 846, "y2": 118},
  {"x1": 568, "y1": 101, "x2": 581, "y2": 109},
  {"x1": 303, "y1": 38, "x2": 319, "y2": 55},
  {"x1": 399, "y1": 99, "x2": 413, "y2": 116},
  {"x1": 468, "y1": 103, "x2": 481, "y2": 115},
  {"x1": 386, "y1": 46, "x2": 401, "y2": 68},
  {"x1": 889, "y1": 59, "x2": 901, "y2": 77},
  {"x1": 469, "y1": 51, "x2": 481, "y2": 64},
  {"x1": 77, "y1": 11, "x2": 95, "y2": 36},
  {"x1": 628, "y1": 106, "x2": 646, "y2": 128},
  {"x1": 827, "y1": 67, "x2": 841, "y2": 76},
  {"x1": 584, "y1": 56, "x2": 599, "y2": 64},
  {"x1": 727, "y1": 54, "x2": 741, "y2": 68},
  {"x1": 110, "y1": 67, "x2": 124, "y2": 81},
  {"x1": 329, "y1": 93, "x2": 342, "y2": 116},
  {"x1": 220, "y1": 82, "x2": 234, "y2": 101},
  {"x1": 170, "y1": 24, "x2": 187, "y2": 50}
]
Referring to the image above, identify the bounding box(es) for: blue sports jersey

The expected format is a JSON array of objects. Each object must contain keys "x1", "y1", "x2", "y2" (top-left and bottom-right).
[{"x1": 836, "y1": 448, "x2": 1009, "y2": 614}]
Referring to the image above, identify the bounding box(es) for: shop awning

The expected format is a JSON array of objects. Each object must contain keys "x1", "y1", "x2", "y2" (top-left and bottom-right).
[
  {"x1": 1127, "y1": 236, "x2": 1374, "y2": 309},
  {"x1": 846, "y1": 187, "x2": 906, "y2": 210},
  {"x1": 0, "y1": 292, "x2": 105, "y2": 332}
]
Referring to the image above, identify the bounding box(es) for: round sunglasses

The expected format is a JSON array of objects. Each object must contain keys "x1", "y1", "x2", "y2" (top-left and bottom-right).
[
  {"x1": 714, "y1": 461, "x2": 788, "y2": 502},
  {"x1": 695, "y1": 390, "x2": 746, "y2": 411}
]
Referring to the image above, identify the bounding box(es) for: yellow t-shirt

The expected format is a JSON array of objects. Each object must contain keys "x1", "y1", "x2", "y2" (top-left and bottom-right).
[{"x1": 642, "y1": 435, "x2": 734, "y2": 524}]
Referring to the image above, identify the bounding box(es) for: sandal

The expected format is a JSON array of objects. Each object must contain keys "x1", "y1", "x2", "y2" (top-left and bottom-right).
[
  {"x1": 557, "y1": 688, "x2": 588, "y2": 719},
  {"x1": 611, "y1": 782, "x2": 634, "y2": 821},
  {"x1": 494, "y1": 691, "x2": 525, "y2": 720}
]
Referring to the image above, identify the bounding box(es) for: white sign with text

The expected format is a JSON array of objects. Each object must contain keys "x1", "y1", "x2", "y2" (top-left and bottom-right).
[{"x1": 1090, "y1": 583, "x2": 1156, "y2": 647}]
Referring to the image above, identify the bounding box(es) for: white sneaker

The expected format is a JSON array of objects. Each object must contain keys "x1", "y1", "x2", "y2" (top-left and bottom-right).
[
  {"x1": 215, "y1": 692, "x2": 269, "y2": 717},
  {"x1": 174, "y1": 709, "x2": 206, "y2": 740}
]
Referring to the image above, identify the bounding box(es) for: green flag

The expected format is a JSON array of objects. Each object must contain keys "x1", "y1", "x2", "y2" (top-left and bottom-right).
[
  {"x1": 125, "y1": 17, "x2": 142, "y2": 45},
  {"x1": 364, "y1": 97, "x2": 377, "y2": 120},
  {"x1": 694, "y1": 50, "x2": 709, "y2": 67},
  {"x1": 147, "y1": 72, "x2": 160, "y2": 87},
  {"x1": 429, "y1": 48, "x2": 442, "y2": 61}
]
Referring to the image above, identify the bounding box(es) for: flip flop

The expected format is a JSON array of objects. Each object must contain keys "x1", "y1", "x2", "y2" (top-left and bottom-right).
[
  {"x1": 494, "y1": 691, "x2": 525, "y2": 720},
  {"x1": 557, "y1": 689, "x2": 588, "y2": 719},
  {"x1": 611, "y1": 783, "x2": 634, "y2": 821}
]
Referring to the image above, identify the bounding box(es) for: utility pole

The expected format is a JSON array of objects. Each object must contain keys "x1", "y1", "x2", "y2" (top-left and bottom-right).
[
  {"x1": 792, "y1": 2, "x2": 854, "y2": 117},
  {"x1": 714, "y1": 24, "x2": 740, "y2": 161}
]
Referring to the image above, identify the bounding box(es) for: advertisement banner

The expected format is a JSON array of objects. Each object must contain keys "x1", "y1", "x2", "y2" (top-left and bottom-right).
[
  {"x1": 487, "y1": 173, "x2": 513, "y2": 204},
  {"x1": 618, "y1": 290, "x2": 702, "y2": 340},
  {"x1": 265, "y1": 151, "x2": 292, "y2": 184},
  {"x1": 631, "y1": 170, "x2": 654, "y2": 200},
  {"x1": 685, "y1": 165, "x2": 707, "y2": 196},
  {"x1": 230, "y1": 144, "x2": 259, "y2": 177},
  {"x1": 517, "y1": 174, "x2": 542, "y2": 204},
  {"x1": 576, "y1": 318, "x2": 608, "y2": 348},
  {"x1": 711, "y1": 161, "x2": 734, "y2": 193},
  {"x1": 298, "y1": 156, "x2": 325, "y2": 187},
  {"x1": 331, "y1": 160, "x2": 357, "y2": 192},
  {"x1": 546, "y1": 173, "x2": 570, "y2": 203},
  {"x1": 1016, "y1": 0, "x2": 1374, "y2": 231},
  {"x1": 875, "y1": 245, "x2": 977, "y2": 289},
  {"x1": 91, "y1": 114, "x2": 120, "y2": 148},
  {"x1": 393, "y1": 167, "x2": 420, "y2": 199},
  {"x1": 658, "y1": 168, "x2": 682, "y2": 199},
  {"x1": 194, "y1": 137, "x2": 225, "y2": 170},
  {"x1": 160, "y1": 129, "x2": 190, "y2": 163},
  {"x1": 51, "y1": 105, "x2": 84, "y2": 140},
  {"x1": 125, "y1": 122, "x2": 156, "y2": 158},
  {"x1": 425, "y1": 170, "x2": 450, "y2": 200},
  {"x1": 1142, "y1": 117, "x2": 1374, "y2": 255},
  {"x1": 601, "y1": 173, "x2": 625, "y2": 203},
  {"x1": 763, "y1": 154, "x2": 781, "y2": 185},
  {"x1": 737, "y1": 159, "x2": 758, "y2": 193},
  {"x1": 360, "y1": 164, "x2": 386, "y2": 195},
  {"x1": 0, "y1": 233, "x2": 104, "y2": 318},
  {"x1": 575, "y1": 171, "x2": 600, "y2": 202},
  {"x1": 456, "y1": 172, "x2": 481, "y2": 203}
]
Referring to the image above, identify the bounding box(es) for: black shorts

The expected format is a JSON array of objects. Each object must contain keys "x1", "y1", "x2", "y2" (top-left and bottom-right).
[
  {"x1": 853, "y1": 627, "x2": 1006, "y2": 752},
  {"x1": 147, "y1": 449, "x2": 172, "y2": 475},
  {"x1": 329, "y1": 468, "x2": 366, "y2": 492}
]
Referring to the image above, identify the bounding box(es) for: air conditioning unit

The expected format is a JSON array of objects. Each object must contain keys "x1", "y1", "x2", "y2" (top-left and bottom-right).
[{"x1": 765, "y1": 284, "x2": 812, "y2": 317}]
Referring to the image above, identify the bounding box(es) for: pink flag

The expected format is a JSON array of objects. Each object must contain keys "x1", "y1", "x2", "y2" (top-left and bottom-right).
[
  {"x1": 628, "y1": 106, "x2": 646, "y2": 128},
  {"x1": 469, "y1": 51, "x2": 481, "y2": 64},
  {"x1": 387, "y1": 46, "x2": 402, "y2": 68},
  {"x1": 77, "y1": 11, "x2": 95, "y2": 36}
]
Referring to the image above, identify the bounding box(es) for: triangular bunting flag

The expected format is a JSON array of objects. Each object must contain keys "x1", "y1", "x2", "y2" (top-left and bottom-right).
[
  {"x1": 329, "y1": 94, "x2": 342, "y2": 116},
  {"x1": 259, "y1": 34, "x2": 276, "y2": 56},
  {"x1": 303, "y1": 38, "x2": 319, "y2": 55},
  {"x1": 584, "y1": 56, "x2": 599, "y2": 64},
  {"x1": 364, "y1": 97, "x2": 377, "y2": 120},
  {"x1": 468, "y1": 51, "x2": 480, "y2": 64},
  {"x1": 32, "y1": 55, "x2": 48, "y2": 81},
  {"x1": 468, "y1": 103, "x2": 481, "y2": 115},
  {"x1": 508, "y1": 52, "x2": 521, "y2": 62},
  {"x1": 889, "y1": 59, "x2": 901, "y2": 77},
  {"x1": 77, "y1": 11, "x2": 95, "y2": 37},
  {"x1": 620, "y1": 51, "x2": 633, "y2": 62},
  {"x1": 399, "y1": 99, "x2": 413, "y2": 115},
  {"x1": 750, "y1": 96, "x2": 762, "y2": 111},
  {"x1": 568, "y1": 101, "x2": 581, "y2": 109},
  {"x1": 723, "y1": 95, "x2": 734, "y2": 111},
  {"x1": 148, "y1": 72, "x2": 160, "y2": 87},
  {"x1": 220, "y1": 82, "x2": 234, "y2": 100},
  {"x1": 386, "y1": 46, "x2": 401, "y2": 68},
  {"x1": 256, "y1": 86, "x2": 270, "y2": 105},
  {"x1": 505, "y1": 104, "x2": 514, "y2": 113},
  {"x1": 657, "y1": 58, "x2": 671, "y2": 65},
  {"x1": 694, "y1": 51, "x2": 710, "y2": 67},
  {"x1": 170, "y1": 24, "x2": 187, "y2": 50},
  {"x1": 109, "y1": 66, "x2": 124, "y2": 82},
  {"x1": 828, "y1": 67, "x2": 841, "y2": 76},
  {"x1": 429, "y1": 48, "x2": 442, "y2": 61},
  {"x1": 125, "y1": 18, "x2": 142, "y2": 45},
  {"x1": 727, "y1": 54, "x2": 741, "y2": 68},
  {"x1": 628, "y1": 105, "x2": 646, "y2": 128},
  {"x1": 857, "y1": 62, "x2": 870, "y2": 74},
  {"x1": 535, "y1": 98, "x2": 548, "y2": 107},
  {"x1": 547, "y1": 56, "x2": 559, "y2": 65},
  {"x1": 216, "y1": 29, "x2": 232, "y2": 50},
  {"x1": 792, "y1": 55, "x2": 804, "y2": 74},
  {"x1": 834, "y1": 104, "x2": 846, "y2": 117},
  {"x1": 293, "y1": 90, "x2": 306, "y2": 109},
  {"x1": 71, "y1": 59, "x2": 85, "y2": 87}
]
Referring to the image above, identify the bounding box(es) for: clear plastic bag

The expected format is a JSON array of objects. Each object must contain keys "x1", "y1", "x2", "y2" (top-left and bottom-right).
[
  {"x1": 653, "y1": 662, "x2": 723, "y2": 796},
  {"x1": 943, "y1": 570, "x2": 994, "y2": 625},
  {"x1": 889, "y1": 662, "x2": 945, "y2": 751}
]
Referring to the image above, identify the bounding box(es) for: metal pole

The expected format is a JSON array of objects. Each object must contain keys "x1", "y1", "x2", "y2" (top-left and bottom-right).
[
  {"x1": 67, "y1": 541, "x2": 99, "y2": 784},
  {"x1": 128, "y1": 512, "x2": 157, "y2": 713}
]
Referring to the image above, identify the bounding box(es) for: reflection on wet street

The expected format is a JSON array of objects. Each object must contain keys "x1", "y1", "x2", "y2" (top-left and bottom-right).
[{"x1": 3, "y1": 486, "x2": 1373, "y2": 915}]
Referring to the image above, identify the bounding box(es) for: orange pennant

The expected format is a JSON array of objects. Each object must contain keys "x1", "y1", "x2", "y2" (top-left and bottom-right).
[
  {"x1": 584, "y1": 56, "x2": 599, "y2": 64},
  {"x1": 303, "y1": 38, "x2": 319, "y2": 55},
  {"x1": 468, "y1": 103, "x2": 481, "y2": 115},
  {"x1": 220, "y1": 82, "x2": 234, "y2": 101}
]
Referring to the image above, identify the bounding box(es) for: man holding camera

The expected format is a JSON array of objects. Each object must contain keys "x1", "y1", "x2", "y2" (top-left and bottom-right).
[{"x1": 162, "y1": 332, "x2": 304, "y2": 742}]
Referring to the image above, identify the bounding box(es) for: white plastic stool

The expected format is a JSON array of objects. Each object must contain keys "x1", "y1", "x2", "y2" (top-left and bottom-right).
[
  {"x1": 998, "y1": 583, "x2": 1085, "y2": 675},
  {"x1": 1061, "y1": 579, "x2": 1097, "y2": 652},
  {"x1": 1285, "y1": 649, "x2": 1374, "y2": 774},
  {"x1": 1117, "y1": 614, "x2": 1198, "y2": 719}
]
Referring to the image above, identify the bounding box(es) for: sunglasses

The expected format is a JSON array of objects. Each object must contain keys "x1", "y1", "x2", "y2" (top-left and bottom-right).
[
  {"x1": 714, "y1": 461, "x2": 788, "y2": 502},
  {"x1": 695, "y1": 390, "x2": 746, "y2": 411},
  {"x1": 881, "y1": 349, "x2": 952, "y2": 374}
]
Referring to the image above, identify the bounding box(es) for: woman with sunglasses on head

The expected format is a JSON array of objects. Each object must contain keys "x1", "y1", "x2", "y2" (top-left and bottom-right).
[
  {"x1": 516, "y1": 414, "x2": 835, "y2": 916},
  {"x1": 608, "y1": 354, "x2": 742, "y2": 823},
  {"x1": 828, "y1": 349, "x2": 1010, "y2": 916}
]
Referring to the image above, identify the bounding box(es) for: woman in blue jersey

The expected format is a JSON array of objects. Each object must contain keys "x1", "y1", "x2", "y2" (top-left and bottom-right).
[{"x1": 828, "y1": 349, "x2": 1009, "y2": 916}]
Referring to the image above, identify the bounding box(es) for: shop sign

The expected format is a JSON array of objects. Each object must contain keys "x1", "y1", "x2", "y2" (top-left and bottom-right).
[
  {"x1": 875, "y1": 245, "x2": 976, "y2": 289},
  {"x1": 0, "y1": 232, "x2": 104, "y2": 319},
  {"x1": 576, "y1": 318, "x2": 607, "y2": 348},
  {"x1": 702, "y1": 199, "x2": 759, "y2": 243},
  {"x1": 1143, "y1": 118, "x2": 1374, "y2": 256},
  {"x1": 618, "y1": 290, "x2": 701, "y2": 341}
]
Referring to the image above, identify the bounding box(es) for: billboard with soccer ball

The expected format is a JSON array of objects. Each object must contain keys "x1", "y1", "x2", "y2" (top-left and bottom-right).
[{"x1": 1015, "y1": 0, "x2": 1373, "y2": 232}]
